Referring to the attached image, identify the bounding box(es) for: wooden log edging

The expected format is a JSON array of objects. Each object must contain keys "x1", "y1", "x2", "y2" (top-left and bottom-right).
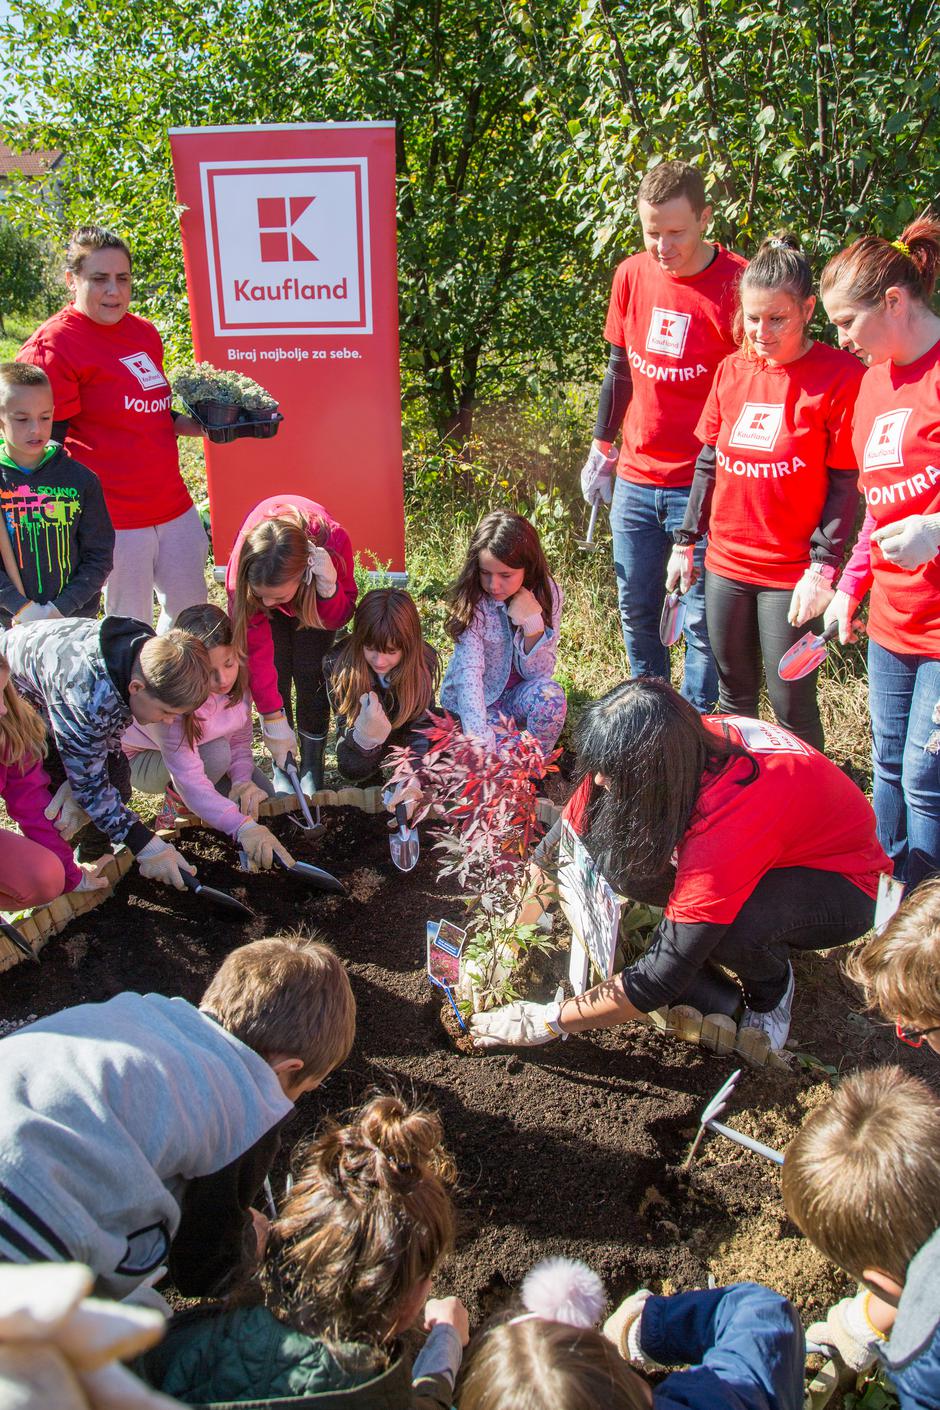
[{"x1": 643, "y1": 1002, "x2": 790, "y2": 1070}]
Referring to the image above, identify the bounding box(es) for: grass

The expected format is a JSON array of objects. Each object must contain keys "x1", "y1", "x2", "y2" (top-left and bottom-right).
[{"x1": 0, "y1": 316, "x2": 35, "y2": 363}]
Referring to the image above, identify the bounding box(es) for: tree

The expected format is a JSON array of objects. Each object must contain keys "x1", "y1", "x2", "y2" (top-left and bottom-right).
[
  {"x1": 0, "y1": 218, "x2": 46, "y2": 331},
  {"x1": 0, "y1": 0, "x2": 604, "y2": 442}
]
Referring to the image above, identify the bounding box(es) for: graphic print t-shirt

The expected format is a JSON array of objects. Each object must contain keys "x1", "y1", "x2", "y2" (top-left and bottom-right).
[
  {"x1": 603, "y1": 245, "x2": 746, "y2": 487},
  {"x1": 18, "y1": 307, "x2": 191, "y2": 530},
  {"x1": 850, "y1": 340, "x2": 940, "y2": 655},
  {"x1": 695, "y1": 342, "x2": 862, "y2": 587}
]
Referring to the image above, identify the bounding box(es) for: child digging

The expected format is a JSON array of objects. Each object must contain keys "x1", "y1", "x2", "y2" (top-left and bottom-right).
[
  {"x1": 0, "y1": 935, "x2": 355, "y2": 1303},
  {"x1": 139, "y1": 1093, "x2": 469, "y2": 1409}
]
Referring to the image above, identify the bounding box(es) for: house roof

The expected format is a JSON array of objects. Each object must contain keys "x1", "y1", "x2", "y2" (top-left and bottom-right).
[{"x1": 0, "y1": 142, "x2": 63, "y2": 177}]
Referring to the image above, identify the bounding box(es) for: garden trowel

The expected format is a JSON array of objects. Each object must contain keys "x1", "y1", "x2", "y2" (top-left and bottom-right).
[
  {"x1": 181, "y1": 868, "x2": 254, "y2": 919},
  {"x1": 576, "y1": 502, "x2": 600, "y2": 552},
  {"x1": 0, "y1": 917, "x2": 39, "y2": 964},
  {"x1": 390, "y1": 802, "x2": 419, "y2": 872},
  {"x1": 777, "y1": 621, "x2": 839, "y2": 682},
  {"x1": 283, "y1": 752, "x2": 325, "y2": 838},
  {"x1": 659, "y1": 589, "x2": 687, "y2": 647}
]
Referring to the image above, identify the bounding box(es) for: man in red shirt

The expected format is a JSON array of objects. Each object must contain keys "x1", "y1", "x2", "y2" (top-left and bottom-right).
[{"x1": 581, "y1": 162, "x2": 745, "y2": 710}]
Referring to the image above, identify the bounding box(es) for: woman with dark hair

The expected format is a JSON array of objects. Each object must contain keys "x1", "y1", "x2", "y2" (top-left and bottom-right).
[
  {"x1": 821, "y1": 218, "x2": 940, "y2": 886},
  {"x1": 18, "y1": 225, "x2": 209, "y2": 630},
  {"x1": 668, "y1": 233, "x2": 863, "y2": 751},
  {"x1": 471, "y1": 679, "x2": 888, "y2": 1053},
  {"x1": 440, "y1": 510, "x2": 566, "y2": 753}
]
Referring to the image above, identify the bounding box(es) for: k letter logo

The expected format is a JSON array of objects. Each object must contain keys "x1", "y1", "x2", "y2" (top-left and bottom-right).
[
  {"x1": 201, "y1": 158, "x2": 373, "y2": 336},
  {"x1": 729, "y1": 403, "x2": 785, "y2": 452},
  {"x1": 257, "y1": 196, "x2": 318, "y2": 262},
  {"x1": 119, "y1": 352, "x2": 168, "y2": 391},
  {"x1": 645, "y1": 307, "x2": 691, "y2": 359},
  {"x1": 863, "y1": 409, "x2": 912, "y2": 472}
]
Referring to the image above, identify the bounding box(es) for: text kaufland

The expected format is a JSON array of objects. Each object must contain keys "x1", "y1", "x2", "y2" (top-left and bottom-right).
[{"x1": 233, "y1": 276, "x2": 349, "y2": 302}]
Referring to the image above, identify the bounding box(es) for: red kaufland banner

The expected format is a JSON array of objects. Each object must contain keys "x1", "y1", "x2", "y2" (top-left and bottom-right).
[{"x1": 168, "y1": 122, "x2": 405, "y2": 572}]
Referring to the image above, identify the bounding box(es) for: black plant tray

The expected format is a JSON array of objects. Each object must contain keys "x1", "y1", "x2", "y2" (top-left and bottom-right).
[{"x1": 183, "y1": 400, "x2": 284, "y2": 445}]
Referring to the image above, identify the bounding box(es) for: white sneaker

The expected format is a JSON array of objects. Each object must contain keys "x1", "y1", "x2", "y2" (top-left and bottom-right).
[{"x1": 739, "y1": 964, "x2": 794, "y2": 1051}]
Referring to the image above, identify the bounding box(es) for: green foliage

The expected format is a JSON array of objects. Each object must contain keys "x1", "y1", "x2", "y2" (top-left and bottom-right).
[
  {"x1": 171, "y1": 362, "x2": 278, "y2": 411},
  {"x1": 0, "y1": 219, "x2": 48, "y2": 330},
  {"x1": 845, "y1": 1370, "x2": 899, "y2": 1410}
]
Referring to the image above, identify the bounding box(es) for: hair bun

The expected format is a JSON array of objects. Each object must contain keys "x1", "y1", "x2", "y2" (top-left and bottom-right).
[
  {"x1": 762, "y1": 230, "x2": 802, "y2": 255},
  {"x1": 358, "y1": 1094, "x2": 451, "y2": 1179}
]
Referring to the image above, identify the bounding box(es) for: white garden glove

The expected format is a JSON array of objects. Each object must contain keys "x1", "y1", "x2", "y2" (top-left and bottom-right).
[
  {"x1": 580, "y1": 444, "x2": 618, "y2": 506},
  {"x1": 352, "y1": 691, "x2": 393, "y2": 749},
  {"x1": 806, "y1": 1289, "x2": 886, "y2": 1372},
  {"x1": 823, "y1": 589, "x2": 863, "y2": 646},
  {"x1": 228, "y1": 779, "x2": 269, "y2": 821},
  {"x1": 44, "y1": 782, "x2": 91, "y2": 840},
  {"x1": 665, "y1": 544, "x2": 696, "y2": 594},
  {"x1": 308, "y1": 546, "x2": 338, "y2": 596},
  {"x1": 470, "y1": 992, "x2": 565, "y2": 1049},
  {"x1": 0, "y1": 1261, "x2": 178, "y2": 1410},
  {"x1": 871, "y1": 512, "x2": 940, "y2": 570},
  {"x1": 12, "y1": 600, "x2": 62, "y2": 625},
  {"x1": 507, "y1": 586, "x2": 544, "y2": 638},
  {"x1": 236, "y1": 820, "x2": 294, "y2": 872},
  {"x1": 136, "y1": 836, "x2": 195, "y2": 890},
  {"x1": 74, "y1": 861, "x2": 110, "y2": 893},
  {"x1": 787, "y1": 565, "x2": 836, "y2": 627},
  {"x1": 261, "y1": 714, "x2": 297, "y2": 769},
  {"x1": 604, "y1": 1289, "x2": 666, "y2": 1370}
]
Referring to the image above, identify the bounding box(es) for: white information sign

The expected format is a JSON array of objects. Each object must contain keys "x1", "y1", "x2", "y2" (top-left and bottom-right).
[{"x1": 557, "y1": 820, "x2": 626, "y2": 995}]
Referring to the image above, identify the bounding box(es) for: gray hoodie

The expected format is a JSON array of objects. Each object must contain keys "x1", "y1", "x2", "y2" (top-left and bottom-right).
[{"x1": 0, "y1": 993, "x2": 292, "y2": 1299}]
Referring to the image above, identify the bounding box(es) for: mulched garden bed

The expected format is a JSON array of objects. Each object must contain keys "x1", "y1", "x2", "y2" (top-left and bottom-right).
[{"x1": 1, "y1": 803, "x2": 936, "y2": 1328}]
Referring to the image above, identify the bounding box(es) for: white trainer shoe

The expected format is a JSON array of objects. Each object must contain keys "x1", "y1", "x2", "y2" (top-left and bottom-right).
[{"x1": 739, "y1": 963, "x2": 795, "y2": 1051}]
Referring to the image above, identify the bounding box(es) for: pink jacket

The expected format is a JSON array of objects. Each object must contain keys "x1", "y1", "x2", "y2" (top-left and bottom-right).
[
  {"x1": 837, "y1": 508, "x2": 875, "y2": 604},
  {"x1": 0, "y1": 752, "x2": 81, "y2": 890},
  {"x1": 122, "y1": 695, "x2": 254, "y2": 838},
  {"x1": 225, "y1": 496, "x2": 357, "y2": 715}
]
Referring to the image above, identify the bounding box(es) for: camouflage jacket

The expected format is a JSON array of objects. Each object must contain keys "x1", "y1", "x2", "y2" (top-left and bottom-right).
[{"x1": 0, "y1": 616, "x2": 154, "y2": 853}]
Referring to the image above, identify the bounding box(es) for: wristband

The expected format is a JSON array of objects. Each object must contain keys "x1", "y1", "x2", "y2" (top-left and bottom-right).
[
  {"x1": 543, "y1": 1000, "x2": 569, "y2": 1040},
  {"x1": 672, "y1": 530, "x2": 701, "y2": 547},
  {"x1": 808, "y1": 561, "x2": 838, "y2": 583}
]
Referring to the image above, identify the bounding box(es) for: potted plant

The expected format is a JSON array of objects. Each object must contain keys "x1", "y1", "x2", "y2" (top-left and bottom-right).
[
  {"x1": 386, "y1": 713, "x2": 559, "y2": 1036},
  {"x1": 172, "y1": 363, "x2": 283, "y2": 442}
]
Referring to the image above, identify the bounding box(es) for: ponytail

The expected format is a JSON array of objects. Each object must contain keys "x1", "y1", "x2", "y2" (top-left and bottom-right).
[{"x1": 821, "y1": 216, "x2": 940, "y2": 308}]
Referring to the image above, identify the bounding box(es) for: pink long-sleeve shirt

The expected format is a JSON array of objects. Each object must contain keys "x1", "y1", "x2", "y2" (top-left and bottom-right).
[
  {"x1": 0, "y1": 752, "x2": 82, "y2": 890},
  {"x1": 122, "y1": 694, "x2": 254, "y2": 838},
  {"x1": 225, "y1": 496, "x2": 357, "y2": 716}
]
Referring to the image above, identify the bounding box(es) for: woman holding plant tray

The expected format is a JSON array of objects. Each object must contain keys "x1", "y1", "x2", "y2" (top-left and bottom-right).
[
  {"x1": 18, "y1": 224, "x2": 209, "y2": 630},
  {"x1": 471, "y1": 678, "x2": 888, "y2": 1055}
]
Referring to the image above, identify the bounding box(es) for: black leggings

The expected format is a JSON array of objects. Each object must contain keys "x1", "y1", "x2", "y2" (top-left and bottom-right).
[
  {"x1": 711, "y1": 866, "x2": 876, "y2": 1011},
  {"x1": 705, "y1": 569, "x2": 825, "y2": 752},
  {"x1": 269, "y1": 613, "x2": 335, "y2": 735}
]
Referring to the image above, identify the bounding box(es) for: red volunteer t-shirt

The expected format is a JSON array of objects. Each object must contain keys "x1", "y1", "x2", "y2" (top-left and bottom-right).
[
  {"x1": 695, "y1": 342, "x2": 862, "y2": 588},
  {"x1": 562, "y1": 715, "x2": 887, "y2": 926},
  {"x1": 18, "y1": 306, "x2": 191, "y2": 531},
  {"x1": 603, "y1": 245, "x2": 746, "y2": 487},
  {"x1": 851, "y1": 340, "x2": 940, "y2": 656}
]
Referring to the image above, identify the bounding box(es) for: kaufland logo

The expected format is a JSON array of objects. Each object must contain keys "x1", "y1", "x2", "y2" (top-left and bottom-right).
[
  {"x1": 201, "y1": 158, "x2": 372, "y2": 336},
  {"x1": 864, "y1": 409, "x2": 911, "y2": 472},
  {"x1": 645, "y1": 307, "x2": 690, "y2": 358},
  {"x1": 729, "y1": 402, "x2": 785, "y2": 452}
]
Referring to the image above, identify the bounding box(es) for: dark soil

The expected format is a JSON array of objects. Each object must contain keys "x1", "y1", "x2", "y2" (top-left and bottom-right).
[{"x1": 1, "y1": 804, "x2": 936, "y2": 1328}]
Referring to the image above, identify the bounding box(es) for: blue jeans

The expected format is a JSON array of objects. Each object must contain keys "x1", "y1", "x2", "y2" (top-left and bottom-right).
[
  {"x1": 609, "y1": 476, "x2": 718, "y2": 711},
  {"x1": 868, "y1": 638, "x2": 940, "y2": 886}
]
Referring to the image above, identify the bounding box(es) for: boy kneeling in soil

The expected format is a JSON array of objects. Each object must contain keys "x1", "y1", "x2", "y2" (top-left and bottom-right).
[
  {"x1": 782, "y1": 1067, "x2": 940, "y2": 1408},
  {"x1": 0, "y1": 614, "x2": 210, "y2": 889},
  {"x1": 0, "y1": 935, "x2": 355, "y2": 1304},
  {"x1": 845, "y1": 875, "x2": 940, "y2": 1058}
]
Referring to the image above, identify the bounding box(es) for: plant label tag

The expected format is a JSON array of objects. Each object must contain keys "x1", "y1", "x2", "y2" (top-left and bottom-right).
[
  {"x1": 426, "y1": 921, "x2": 467, "y2": 1031},
  {"x1": 874, "y1": 872, "x2": 904, "y2": 934},
  {"x1": 558, "y1": 821, "x2": 624, "y2": 995}
]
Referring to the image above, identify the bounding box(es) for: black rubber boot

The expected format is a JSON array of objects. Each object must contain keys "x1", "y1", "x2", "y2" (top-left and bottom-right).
[{"x1": 298, "y1": 731, "x2": 327, "y2": 797}]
